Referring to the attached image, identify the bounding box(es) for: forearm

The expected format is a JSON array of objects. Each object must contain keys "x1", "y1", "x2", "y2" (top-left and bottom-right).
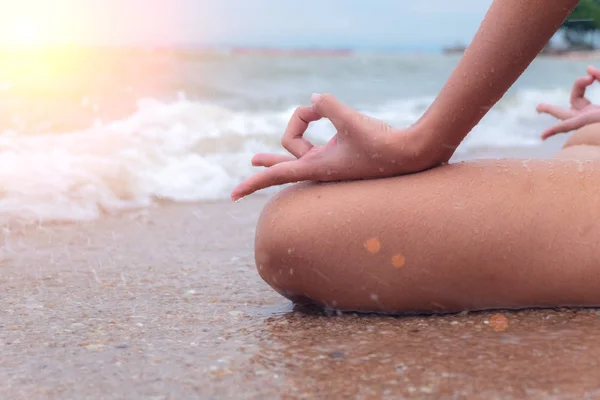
[{"x1": 415, "y1": 0, "x2": 579, "y2": 161}]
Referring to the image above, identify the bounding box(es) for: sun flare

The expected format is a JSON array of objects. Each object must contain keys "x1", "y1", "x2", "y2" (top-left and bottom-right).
[
  {"x1": 0, "y1": 4, "x2": 79, "y2": 81},
  {"x1": 0, "y1": 1, "x2": 175, "y2": 90},
  {"x1": 9, "y1": 19, "x2": 43, "y2": 48},
  {"x1": 0, "y1": 2, "x2": 67, "y2": 49}
]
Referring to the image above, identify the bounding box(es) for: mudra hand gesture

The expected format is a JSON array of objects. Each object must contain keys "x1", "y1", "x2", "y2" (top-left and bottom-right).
[
  {"x1": 537, "y1": 66, "x2": 600, "y2": 140},
  {"x1": 231, "y1": 93, "x2": 446, "y2": 200}
]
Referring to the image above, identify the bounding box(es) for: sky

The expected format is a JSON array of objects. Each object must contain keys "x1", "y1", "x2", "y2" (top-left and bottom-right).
[{"x1": 0, "y1": 0, "x2": 495, "y2": 50}]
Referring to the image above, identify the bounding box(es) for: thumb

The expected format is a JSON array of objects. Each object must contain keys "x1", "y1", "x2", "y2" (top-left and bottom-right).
[
  {"x1": 230, "y1": 159, "x2": 314, "y2": 201},
  {"x1": 311, "y1": 93, "x2": 356, "y2": 128}
]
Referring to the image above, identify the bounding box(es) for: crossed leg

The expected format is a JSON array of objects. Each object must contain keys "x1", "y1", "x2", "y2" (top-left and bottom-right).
[{"x1": 253, "y1": 125, "x2": 600, "y2": 314}]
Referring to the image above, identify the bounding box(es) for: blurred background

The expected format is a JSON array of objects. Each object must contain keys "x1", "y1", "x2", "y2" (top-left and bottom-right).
[{"x1": 1, "y1": 0, "x2": 600, "y2": 222}]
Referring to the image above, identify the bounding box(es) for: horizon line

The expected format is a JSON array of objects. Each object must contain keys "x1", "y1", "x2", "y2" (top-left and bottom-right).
[{"x1": 0, "y1": 43, "x2": 457, "y2": 54}]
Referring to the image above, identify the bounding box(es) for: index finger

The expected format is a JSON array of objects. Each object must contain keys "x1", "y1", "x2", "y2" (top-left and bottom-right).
[
  {"x1": 570, "y1": 75, "x2": 594, "y2": 110},
  {"x1": 587, "y1": 65, "x2": 600, "y2": 81},
  {"x1": 281, "y1": 106, "x2": 321, "y2": 158},
  {"x1": 536, "y1": 103, "x2": 574, "y2": 120}
]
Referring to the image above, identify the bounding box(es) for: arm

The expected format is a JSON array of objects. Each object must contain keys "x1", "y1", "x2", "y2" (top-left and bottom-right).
[
  {"x1": 415, "y1": 0, "x2": 580, "y2": 161},
  {"x1": 231, "y1": 0, "x2": 580, "y2": 200}
]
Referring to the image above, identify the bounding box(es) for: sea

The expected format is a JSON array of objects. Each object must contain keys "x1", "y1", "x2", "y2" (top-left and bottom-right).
[{"x1": 0, "y1": 47, "x2": 599, "y2": 223}]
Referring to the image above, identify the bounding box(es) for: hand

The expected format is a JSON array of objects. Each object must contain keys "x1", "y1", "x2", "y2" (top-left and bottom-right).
[
  {"x1": 231, "y1": 93, "x2": 444, "y2": 201},
  {"x1": 537, "y1": 66, "x2": 600, "y2": 139}
]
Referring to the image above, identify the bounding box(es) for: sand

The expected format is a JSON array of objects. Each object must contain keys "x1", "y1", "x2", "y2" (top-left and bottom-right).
[{"x1": 2, "y1": 196, "x2": 600, "y2": 399}]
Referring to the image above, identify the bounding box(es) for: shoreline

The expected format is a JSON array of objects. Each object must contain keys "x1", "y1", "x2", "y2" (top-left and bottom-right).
[
  {"x1": 5, "y1": 44, "x2": 600, "y2": 60},
  {"x1": 539, "y1": 49, "x2": 600, "y2": 60}
]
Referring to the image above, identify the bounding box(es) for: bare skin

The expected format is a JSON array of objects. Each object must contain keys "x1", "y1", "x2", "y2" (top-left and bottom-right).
[
  {"x1": 254, "y1": 127, "x2": 600, "y2": 314},
  {"x1": 231, "y1": 0, "x2": 580, "y2": 201},
  {"x1": 236, "y1": 3, "x2": 594, "y2": 314},
  {"x1": 416, "y1": 0, "x2": 580, "y2": 155},
  {"x1": 537, "y1": 65, "x2": 600, "y2": 139},
  {"x1": 252, "y1": 67, "x2": 600, "y2": 315}
]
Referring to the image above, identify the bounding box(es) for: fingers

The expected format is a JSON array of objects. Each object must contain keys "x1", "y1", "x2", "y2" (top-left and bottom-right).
[
  {"x1": 281, "y1": 106, "x2": 319, "y2": 158},
  {"x1": 541, "y1": 111, "x2": 600, "y2": 140},
  {"x1": 231, "y1": 93, "x2": 358, "y2": 200},
  {"x1": 536, "y1": 103, "x2": 574, "y2": 120},
  {"x1": 310, "y1": 93, "x2": 356, "y2": 128},
  {"x1": 570, "y1": 75, "x2": 594, "y2": 109},
  {"x1": 281, "y1": 94, "x2": 359, "y2": 158},
  {"x1": 538, "y1": 73, "x2": 596, "y2": 119},
  {"x1": 230, "y1": 160, "x2": 313, "y2": 200},
  {"x1": 251, "y1": 153, "x2": 296, "y2": 167},
  {"x1": 587, "y1": 65, "x2": 600, "y2": 81}
]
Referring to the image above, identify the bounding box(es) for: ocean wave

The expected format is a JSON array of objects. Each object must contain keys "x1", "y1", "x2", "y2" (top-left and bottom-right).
[{"x1": 0, "y1": 86, "x2": 586, "y2": 223}]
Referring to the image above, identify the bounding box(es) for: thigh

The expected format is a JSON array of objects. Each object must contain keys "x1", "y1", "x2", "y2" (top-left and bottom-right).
[
  {"x1": 555, "y1": 145, "x2": 600, "y2": 160},
  {"x1": 556, "y1": 123, "x2": 600, "y2": 160},
  {"x1": 255, "y1": 158, "x2": 600, "y2": 313}
]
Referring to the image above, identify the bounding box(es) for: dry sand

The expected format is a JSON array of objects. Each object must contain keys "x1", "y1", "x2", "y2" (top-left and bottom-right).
[{"x1": 2, "y1": 196, "x2": 600, "y2": 399}]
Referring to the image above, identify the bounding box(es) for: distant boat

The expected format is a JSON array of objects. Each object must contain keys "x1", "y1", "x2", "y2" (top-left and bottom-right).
[{"x1": 442, "y1": 45, "x2": 466, "y2": 54}]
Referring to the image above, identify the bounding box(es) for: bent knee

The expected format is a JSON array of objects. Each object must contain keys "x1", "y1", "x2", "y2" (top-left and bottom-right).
[
  {"x1": 253, "y1": 181, "x2": 377, "y2": 309},
  {"x1": 254, "y1": 183, "x2": 328, "y2": 304},
  {"x1": 252, "y1": 179, "x2": 422, "y2": 312},
  {"x1": 562, "y1": 123, "x2": 600, "y2": 149}
]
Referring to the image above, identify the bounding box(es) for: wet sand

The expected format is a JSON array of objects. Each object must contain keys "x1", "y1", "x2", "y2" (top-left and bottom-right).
[{"x1": 2, "y1": 196, "x2": 600, "y2": 399}]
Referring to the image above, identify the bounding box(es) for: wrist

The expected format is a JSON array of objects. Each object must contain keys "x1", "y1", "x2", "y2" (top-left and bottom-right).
[{"x1": 406, "y1": 121, "x2": 458, "y2": 166}]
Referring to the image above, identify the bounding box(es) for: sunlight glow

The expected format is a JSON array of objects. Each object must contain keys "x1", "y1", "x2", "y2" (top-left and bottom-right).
[
  {"x1": 0, "y1": 3, "x2": 62, "y2": 49},
  {"x1": 0, "y1": 1, "x2": 177, "y2": 94},
  {"x1": 0, "y1": 2, "x2": 88, "y2": 50},
  {"x1": 9, "y1": 20, "x2": 44, "y2": 48},
  {"x1": 0, "y1": 3, "x2": 85, "y2": 85}
]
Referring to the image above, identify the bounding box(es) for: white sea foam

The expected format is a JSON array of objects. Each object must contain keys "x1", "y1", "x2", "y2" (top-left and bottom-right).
[{"x1": 0, "y1": 85, "x2": 591, "y2": 223}]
